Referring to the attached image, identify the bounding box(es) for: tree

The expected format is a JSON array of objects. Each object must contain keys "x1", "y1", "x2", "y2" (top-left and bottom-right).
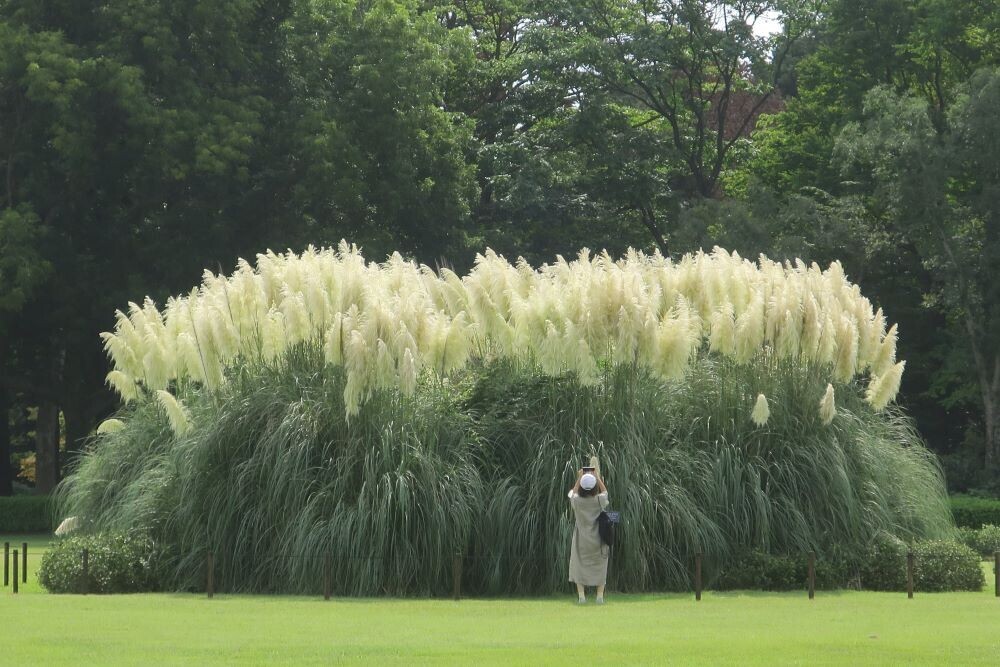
[
  {"x1": 0, "y1": 0, "x2": 479, "y2": 491},
  {"x1": 835, "y1": 69, "x2": 1000, "y2": 471},
  {"x1": 529, "y1": 0, "x2": 812, "y2": 204}
]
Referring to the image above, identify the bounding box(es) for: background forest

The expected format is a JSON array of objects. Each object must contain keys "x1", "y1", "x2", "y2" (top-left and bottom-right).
[{"x1": 1, "y1": 0, "x2": 998, "y2": 497}]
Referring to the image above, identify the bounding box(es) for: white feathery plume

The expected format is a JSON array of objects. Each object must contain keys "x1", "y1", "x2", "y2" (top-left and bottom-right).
[
  {"x1": 819, "y1": 384, "x2": 836, "y2": 425},
  {"x1": 751, "y1": 393, "x2": 770, "y2": 427},
  {"x1": 866, "y1": 360, "x2": 906, "y2": 411},
  {"x1": 106, "y1": 370, "x2": 140, "y2": 403},
  {"x1": 156, "y1": 389, "x2": 191, "y2": 436},
  {"x1": 99, "y1": 244, "x2": 909, "y2": 418},
  {"x1": 55, "y1": 516, "x2": 80, "y2": 536},
  {"x1": 399, "y1": 348, "x2": 418, "y2": 396},
  {"x1": 709, "y1": 303, "x2": 737, "y2": 358},
  {"x1": 871, "y1": 323, "x2": 898, "y2": 376},
  {"x1": 833, "y1": 315, "x2": 859, "y2": 383},
  {"x1": 323, "y1": 313, "x2": 345, "y2": 366},
  {"x1": 96, "y1": 418, "x2": 125, "y2": 434},
  {"x1": 734, "y1": 292, "x2": 765, "y2": 363}
]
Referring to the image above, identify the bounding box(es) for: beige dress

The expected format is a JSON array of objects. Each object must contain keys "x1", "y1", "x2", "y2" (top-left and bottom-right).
[{"x1": 568, "y1": 490, "x2": 610, "y2": 586}]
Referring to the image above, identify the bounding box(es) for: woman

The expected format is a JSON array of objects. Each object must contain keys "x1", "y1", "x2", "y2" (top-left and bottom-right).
[{"x1": 568, "y1": 466, "x2": 610, "y2": 604}]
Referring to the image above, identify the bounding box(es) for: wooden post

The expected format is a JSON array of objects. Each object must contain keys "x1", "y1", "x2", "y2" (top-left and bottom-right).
[
  {"x1": 323, "y1": 552, "x2": 331, "y2": 601},
  {"x1": 808, "y1": 552, "x2": 815, "y2": 600},
  {"x1": 452, "y1": 553, "x2": 462, "y2": 600},
  {"x1": 82, "y1": 548, "x2": 89, "y2": 595},
  {"x1": 994, "y1": 551, "x2": 999, "y2": 598},
  {"x1": 906, "y1": 551, "x2": 914, "y2": 599},
  {"x1": 12, "y1": 549, "x2": 18, "y2": 594},
  {"x1": 207, "y1": 552, "x2": 214, "y2": 599},
  {"x1": 21, "y1": 542, "x2": 27, "y2": 583},
  {"x1": 3, "y1": 541, "x2": 8, "y2": 586},
  {"x1": 695, "y1": 552, "x2": 703, "y2": 602}
]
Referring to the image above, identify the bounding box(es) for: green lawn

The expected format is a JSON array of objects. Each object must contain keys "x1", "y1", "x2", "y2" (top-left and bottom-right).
[{"x1": 2, "y1": 534, "x2": 999, "y2": 665}]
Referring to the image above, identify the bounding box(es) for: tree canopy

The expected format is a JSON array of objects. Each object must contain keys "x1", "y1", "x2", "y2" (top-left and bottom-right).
[{"x1": 1, "y1": 0, "x2": 999, "y2": 494}]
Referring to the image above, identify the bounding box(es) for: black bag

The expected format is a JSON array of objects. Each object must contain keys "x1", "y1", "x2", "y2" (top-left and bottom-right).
[{"x1": 597, "y1": 510, "x2": 621, "y2": 547}]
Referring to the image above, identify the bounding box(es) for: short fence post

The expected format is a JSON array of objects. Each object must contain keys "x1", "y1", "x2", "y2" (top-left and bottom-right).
[
  {"x1": 808, "y1": 552, "x2": 815, "y2": 600},
  {"x1": 906, "y1": 551, "x2": 914, "y2": 599},
  {"x1": 22, "y1": 542, "x2": 27, "y2": 584},
  {"x1": 323, "y1": 552, "x2": 332, "y2": 601},
  {"x1": 12, "y1": 549, "x2": 18, "y2": 594},
  {"x1": 452, "y1": 552, "x2": 462, "y2": 601},
  {"x1": 994, "y1": 551, "x2": 999, "y2": 598},
  {"x1": 3, "y1": 541, "x2": 8, "y2": 586},
  {"x1": 207, "y1": 552, "x2": 214, "y2": 599},
  {"x1": 695, "y1": 553, "x2": 703, "y2": 602},
  {"x1": 82, "y1": 548, "x2": 89, "y2": 595}
]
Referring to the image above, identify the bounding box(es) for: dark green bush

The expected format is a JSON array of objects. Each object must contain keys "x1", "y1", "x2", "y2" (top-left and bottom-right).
[
  {"x1": 714, "y1": 551, "x2": 849, "y2": 591},
  {"x1": 950, "y1": 495, "x2": 1000, "y2": 528},
  {"x1": 0, "y1": 495, "x2": 53, "y2": 532},
  {"x1": 912, "y1": 540, "x2": 985, "y2": 592},
  {"x1": 38, "y1": 532, "x2": 162, "y2": 594},
  {"x1": 858, "y1": 534, "x2": 908, "y2": 591},
  {"x1": 957, "y1": 525, "x2": 1000, "y2": 558},
  {"x1": 858, "y1": 535, "x2": 983, "y2": 592}
]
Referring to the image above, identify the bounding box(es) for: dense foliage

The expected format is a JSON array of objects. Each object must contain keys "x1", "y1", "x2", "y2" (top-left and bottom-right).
[
  {"x1": 950, "y1": 495, "x2": 1000, "y2": 529},
  {"x1": 38, "y1": 532, "x2": 161, "y2": 594},
  {"x1": 0, "y1": 494, "x2": 52, "y2": 531},
  {"x1": 956, "y1": 525, "x2": 1000, "y2": 558},
  {"x1": 911, "y1": 540, "x2": 985, "y2": 593},
  {"x1": 2, "y1": 1, "x2": 999, "y2": 498},
  {"x1": 715, "y1": 537, "x2": 986, "y2": 592}
]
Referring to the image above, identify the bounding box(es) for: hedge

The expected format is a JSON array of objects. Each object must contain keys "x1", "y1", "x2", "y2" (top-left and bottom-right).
[
  {"x1": 957, "y1": 525, "x2": 1000, "y2": 558},
  {"x1": 38, "y1": 532, "x2": 163, "y2": 594},
  {"x1": 0, "y1": 495, "x2": 53, "y2": 532},
  {"x1": 715, "y1": 536, "x2": 983, "y2": 593},
  {"x1": 715, "y1": 551, "x2": 850, "y2": 591},
  {"x1": 950, "y1": 495, "x2": 1000, "y2": 528}
]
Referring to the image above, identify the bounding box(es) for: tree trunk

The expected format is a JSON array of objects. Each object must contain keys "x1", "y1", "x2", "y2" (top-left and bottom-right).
[
  {"x1": 0, "y1": 387, "x2": 12, "y2": 495},
  {"x1": 984, "y1": 377, "x2": 998, "y2": 471},
  {"x1": 638, "y1": 206, "x2": 669, "y2": 257},
  {"x1": 34, "y1": 401, "x2": 60, "y2": 493}
]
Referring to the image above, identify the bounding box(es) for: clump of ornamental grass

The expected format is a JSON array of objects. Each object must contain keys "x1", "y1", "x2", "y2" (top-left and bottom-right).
[
  {"x1": 56, "y1": 244, "x2": 953, "y2": 595},
  {"x1": 96, "y1": 244, "x2": 904, "y2": 424}
]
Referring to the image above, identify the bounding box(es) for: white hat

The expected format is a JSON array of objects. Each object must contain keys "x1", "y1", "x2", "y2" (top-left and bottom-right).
[{"x1": 580, "y1": 473, "x2": 597, "y2": 490}]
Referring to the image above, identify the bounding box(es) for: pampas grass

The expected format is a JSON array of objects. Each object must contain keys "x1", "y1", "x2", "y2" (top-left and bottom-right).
[
  {"x1": 55, "y1": 244, "x2": 948, "y2": 596},
  {"x1": 97, "y1": 244, "x2": 905, "y2": 416}
]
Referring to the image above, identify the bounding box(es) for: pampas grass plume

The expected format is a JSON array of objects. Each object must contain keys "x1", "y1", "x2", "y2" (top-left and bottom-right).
[
  {"x1": 751, "y1": 393, "x2": 770, "y2": 426},
  {"x1": 96, "y1": 418, "x2": 125, "y2": 434},
  {"x1": 866, "y1": 360, "x2": 906, "y2": 411},
  {"x1": 100, "y1": 244, "x2": 908, "y2": 418},
  {"x1": 156, "y1": 389, "x2": 191, "y2": 436},
  {"x1": 106, "y1": 370, "x2": 140, "y2": 403},
  {"x1": 819, "y1": 384, "x2": 836, "y2": 425}
]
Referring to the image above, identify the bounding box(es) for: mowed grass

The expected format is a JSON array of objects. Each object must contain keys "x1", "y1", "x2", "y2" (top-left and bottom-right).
[{"x1": 2, "y1": 535, "x2": 999, "y2": 665}]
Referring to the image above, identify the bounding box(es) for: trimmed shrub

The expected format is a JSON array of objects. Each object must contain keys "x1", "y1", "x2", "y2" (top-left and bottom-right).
[
  {"x1": 38, "y1": 532, "x2": 162, "y2": 594},
  {"x1": 912, "y1": 540, "x2": 985, "y2": 592},
  {"x1": 0, "y1": 495, "x2": 53, "y2": 532},
  {"x1": 950, "y1": 495, "x2": 1000, "y2": 528},
  {"x1": 714, "y1": 551, "x2": 850, "y2": 591},
  {"x1": 858, "y1": 535, "x2": 984, "y2": 592},
  {"x1": 858, "y1": 534, "x2": 908, "y2": 591},
  {"x1": 957, "y1": 525, "x2": 1000, "y2": 558}
]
